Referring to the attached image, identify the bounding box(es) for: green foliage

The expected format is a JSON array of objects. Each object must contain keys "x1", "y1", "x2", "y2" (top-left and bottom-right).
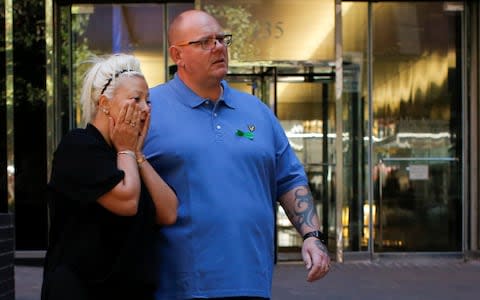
[
  {"x1": 204, "y1": 4, "x2": 261, "y2": 61},
  {"x1": 11, "y1": 0, "x2": 46, "y2": 105}
]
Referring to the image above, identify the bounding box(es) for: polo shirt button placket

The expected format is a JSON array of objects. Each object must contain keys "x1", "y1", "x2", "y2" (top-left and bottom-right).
[{"x1": 214, "y1": 111, "x2": 223, "y2": 141}]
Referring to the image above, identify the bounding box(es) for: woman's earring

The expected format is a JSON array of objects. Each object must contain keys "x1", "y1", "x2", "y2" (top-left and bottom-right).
[{"x1": 101, "y1": 107, "x2": 109, "y2": 115}]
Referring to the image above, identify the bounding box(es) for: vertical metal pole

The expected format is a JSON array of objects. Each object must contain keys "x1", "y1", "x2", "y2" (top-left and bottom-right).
[
  {"x1": 472, "y1": 0, "x2": 480, "y2": 253},
  {"x1": 322, "y1": 82, "x2": 329, "y2": 241},
  {"x1": 273, "y1": 67, "x2": 277, "y2": 115},
  {"x1": 335, "y1": 0, "x2": 344, "y2": 263},
  {"x1": 45, "y1": 0, "x2": 55, "y2": 247},
  {"x1": 272, "y1": 66, "x2": 278, "y2": 263},
  {"x1": 45, "y1": 0, "x2": 54, "y2": 179},
  {"x1": 367, "y1": 1, "x2": 375, "y2": 259},
  {"x1": 463, "y1": 2, "x2": 476, "y2": 254},
  {"x1": 5, "y1": 0, "x2": 14, "y2": 213}
]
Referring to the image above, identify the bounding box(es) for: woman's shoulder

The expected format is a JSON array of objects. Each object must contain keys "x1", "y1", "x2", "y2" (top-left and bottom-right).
[
  {"x1": 53, "y1": 127, "x2": 108, "y2": 164},
  {"x1": 59, "y1": 126, "x2": 87, "y2": 142},
  {"x1": 58, "y1": 126, "x2": 104, "y2": 150}
]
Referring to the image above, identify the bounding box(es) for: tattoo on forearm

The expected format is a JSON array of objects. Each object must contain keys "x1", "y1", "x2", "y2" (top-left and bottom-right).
[
  {"x1": 314, "y1": 239, "x2": 328, "y2": 253},
  {"x1": 286, "y1": 187, "x2": 316, "y2": 230}
]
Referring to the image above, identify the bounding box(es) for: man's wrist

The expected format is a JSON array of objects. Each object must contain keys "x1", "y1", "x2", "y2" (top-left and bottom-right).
[{"x1": 303, "y1": 230, "x2": 327, "y2": 244}]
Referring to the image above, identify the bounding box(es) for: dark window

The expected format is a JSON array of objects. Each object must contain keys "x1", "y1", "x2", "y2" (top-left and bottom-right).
[{"x1": 13, "y1": 0, "x2": 48, "y2": 250}]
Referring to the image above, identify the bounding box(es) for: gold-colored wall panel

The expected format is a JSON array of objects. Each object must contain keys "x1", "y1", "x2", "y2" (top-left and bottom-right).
[{"x1": 199, "y1": 0, "x2": 335, "y2": 63}]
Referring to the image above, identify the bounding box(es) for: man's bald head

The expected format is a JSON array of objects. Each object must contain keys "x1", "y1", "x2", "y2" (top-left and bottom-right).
[{"x1": 167, "y1": 10, "x2": 221, "y2": 46}]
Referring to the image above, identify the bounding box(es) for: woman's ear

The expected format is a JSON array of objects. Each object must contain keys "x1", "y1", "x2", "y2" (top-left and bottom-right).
[{"x1": 98, "y1": 95, "x2": 110, "y2": 115}]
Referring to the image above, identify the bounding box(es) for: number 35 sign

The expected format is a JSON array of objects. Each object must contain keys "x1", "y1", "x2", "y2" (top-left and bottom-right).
[{"x1": 199, "y1": 0, "x2": 335, "y2": 63}]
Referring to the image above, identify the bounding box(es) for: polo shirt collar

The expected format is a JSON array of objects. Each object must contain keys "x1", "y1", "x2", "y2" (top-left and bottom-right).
[{"x1": 171, "y1": 73, "x2": 236, "y2": 109}]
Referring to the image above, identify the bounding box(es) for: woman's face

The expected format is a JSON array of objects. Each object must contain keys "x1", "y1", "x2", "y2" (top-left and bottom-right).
[{"x1": 107, "y1": 75, "x2": 150, "y2": 125}]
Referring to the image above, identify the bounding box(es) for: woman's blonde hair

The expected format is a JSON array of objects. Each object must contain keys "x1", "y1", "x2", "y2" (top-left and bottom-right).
[{"x1": 79, "y1": 53, "x2": 145, "y2": 124}]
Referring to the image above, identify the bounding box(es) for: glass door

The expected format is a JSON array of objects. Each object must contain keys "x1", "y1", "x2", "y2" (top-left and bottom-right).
[{"x1": 371, "y1": 2, "x2": 463, "y2": 252}]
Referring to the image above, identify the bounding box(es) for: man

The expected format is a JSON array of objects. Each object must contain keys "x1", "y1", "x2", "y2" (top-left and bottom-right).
[{"x1": 143, "y1": 9, "x2": 330, "y2": 300}]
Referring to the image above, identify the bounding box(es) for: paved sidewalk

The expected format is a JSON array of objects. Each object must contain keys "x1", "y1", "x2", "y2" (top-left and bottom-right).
[
  {"x1": 15, "y1": 259, "x2": 480, "y2": 300},
  {"x1": 272, "y1": 259, "x2": 480, "y2": 300}
]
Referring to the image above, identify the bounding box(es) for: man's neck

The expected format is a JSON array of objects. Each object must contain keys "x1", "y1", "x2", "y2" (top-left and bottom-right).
[{"x1": 179, "y1": 74, "x2": 223, "y2": 101}]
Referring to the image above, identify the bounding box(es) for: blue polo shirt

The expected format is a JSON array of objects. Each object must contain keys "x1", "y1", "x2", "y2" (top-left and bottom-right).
[{"x1": 143, "y1": 74, "x2": 307, "y2": 299}]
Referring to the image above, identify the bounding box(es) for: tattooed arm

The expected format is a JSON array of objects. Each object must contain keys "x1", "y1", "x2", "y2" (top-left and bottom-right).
[{"x1": 278, "y1": 185, "x2": 330, "y2": 281}]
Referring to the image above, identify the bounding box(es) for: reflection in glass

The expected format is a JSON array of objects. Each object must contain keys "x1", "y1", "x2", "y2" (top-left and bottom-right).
[
  {"x1": 65, "y1": 4, "x2": 167, "y2": 127},
  {"x1": 58, "y1": 3, "x2": 194, "y2": 129},
  {"x1": 372, "y1": 2, "x2": 462, "y2": 251},
  {"x1": 277, "y1": 68, "x2": 336, "y2": 254}
]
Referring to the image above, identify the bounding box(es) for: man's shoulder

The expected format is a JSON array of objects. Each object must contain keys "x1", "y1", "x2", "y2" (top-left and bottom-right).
[
  {"x1": 224, "y1": 83, "x2": 255, "y2": 98},
  {"x1": 224, "y1": 83, "x2": 264, "y2": 104},
  {"x1": 150, "y1": 78, "x2": 191, "y2": 99},
  {"x1": 225, "y1": 84, "x2": 273, "y2": 113},
  {"x1": 149, "y1": 80, "x2": 180, "y2": 107},
  {"x1": 150, "y1": 81, "x2": 172, "y2": 94}
]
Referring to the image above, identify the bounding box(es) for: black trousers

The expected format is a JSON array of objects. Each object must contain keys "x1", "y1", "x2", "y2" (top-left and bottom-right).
[
  {"x1": 42, "y1": 265, "x2": 155, "y2": 300},
  {"x1": 41, "y1": 265, "x2": 88, "y2": 300}
]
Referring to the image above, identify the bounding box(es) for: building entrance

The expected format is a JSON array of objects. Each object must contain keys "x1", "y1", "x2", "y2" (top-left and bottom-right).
[{"x1": 43, "y1": 0, "x2": 466, "y2": 259}]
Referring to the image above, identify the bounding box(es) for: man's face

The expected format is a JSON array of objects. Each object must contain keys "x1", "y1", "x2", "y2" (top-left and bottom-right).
[{"x1": 172, "y1": 15, "x2": 229, "y2": 84}]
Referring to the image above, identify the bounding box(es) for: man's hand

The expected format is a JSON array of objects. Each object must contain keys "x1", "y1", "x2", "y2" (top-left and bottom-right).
[{"x1": 302, "y1": 237, "x2": 330, "y2": 282}]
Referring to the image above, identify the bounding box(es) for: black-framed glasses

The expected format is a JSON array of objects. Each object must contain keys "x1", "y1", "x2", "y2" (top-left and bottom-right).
[{"x1": 175, "y1": 34, "x2": 233, "y2": 50}]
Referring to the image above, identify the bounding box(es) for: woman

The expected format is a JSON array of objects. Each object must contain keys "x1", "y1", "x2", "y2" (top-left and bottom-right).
[{"x1": 41, "y1": 53, "x2": 177, "y2": 300}]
